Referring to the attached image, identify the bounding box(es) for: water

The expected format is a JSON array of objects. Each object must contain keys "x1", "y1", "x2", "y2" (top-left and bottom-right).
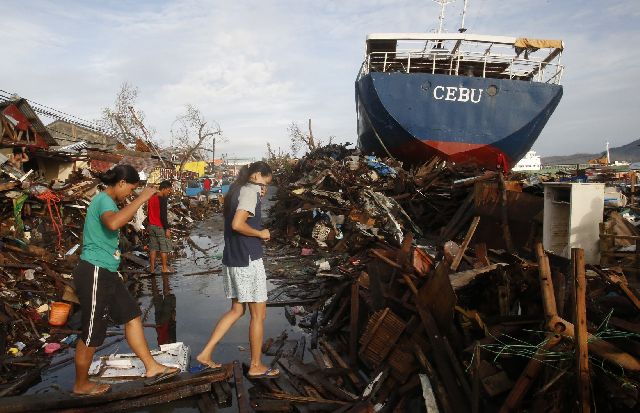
[{"x1": 28, "y1": 187, "x2": 301, "y2": 411}]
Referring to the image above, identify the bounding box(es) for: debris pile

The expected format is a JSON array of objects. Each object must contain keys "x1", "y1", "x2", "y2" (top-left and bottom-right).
[
  {"x1": 252, "y1": 148, "x2": 640, "y2": 412},
  {"x1": 0, "y1": 163, "x2": 213, "y2": 396},
  {"x1": 268, "y1": 145, "x2": 488, "y2": 252}
]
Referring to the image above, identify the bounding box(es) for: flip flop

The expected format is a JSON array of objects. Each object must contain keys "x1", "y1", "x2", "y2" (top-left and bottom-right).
[
  {"x1": 188, "y1": 363, "x2": 223, "y2": 374},
  {"x1": 143, "y1": 366, "x2": 180, "y2": 386},
  {"x1": 247, "y1": 367, "x2": 280, "y2": 379},
  {"x1": 71, "y1": 382, "x2": 111, "y2": 397}
]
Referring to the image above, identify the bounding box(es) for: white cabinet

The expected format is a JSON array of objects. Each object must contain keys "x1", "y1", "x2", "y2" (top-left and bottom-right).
[{"x1": 543, "y1": 183, "x2": 604, "y2": 264}]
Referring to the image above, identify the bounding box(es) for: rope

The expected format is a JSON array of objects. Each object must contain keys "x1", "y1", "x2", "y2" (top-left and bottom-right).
[{"x1": 36, "y1": 190, "x2": 63, "y2": 249}]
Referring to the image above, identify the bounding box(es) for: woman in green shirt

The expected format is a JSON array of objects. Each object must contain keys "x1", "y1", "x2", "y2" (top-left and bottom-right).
[{"x1": 72, "y1": 165, "x2": 178, "y2": 396}]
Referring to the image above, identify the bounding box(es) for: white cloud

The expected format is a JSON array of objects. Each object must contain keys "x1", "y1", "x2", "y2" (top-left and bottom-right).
[{"x1": 0, "y1": 0, "x2": 638, "y2": 159}]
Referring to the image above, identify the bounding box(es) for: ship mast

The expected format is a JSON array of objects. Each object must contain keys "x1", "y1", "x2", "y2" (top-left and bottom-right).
[
  {"x1": 459, "y1": 0, "x2": 469, "y2": 32},
  {"x1": 432, "y1": 0, "x2": 455, "y2": 33}
]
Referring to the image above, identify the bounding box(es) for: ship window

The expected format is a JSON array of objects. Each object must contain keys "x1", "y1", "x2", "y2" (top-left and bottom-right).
[
  {"x1": 487, "y1": 85, "x2": 498, "y2": 96},
  {"x1": 421, "y1": 81, "x2": 431, "y2": 91}
]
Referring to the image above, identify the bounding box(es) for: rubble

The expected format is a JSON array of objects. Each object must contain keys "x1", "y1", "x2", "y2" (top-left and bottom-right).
[
  {"x1": 253, "y1": 146, "x2": 640, "y2": 412},
  {"x1": 0, "y1": 152, "x2": 218, "y2": 396}
]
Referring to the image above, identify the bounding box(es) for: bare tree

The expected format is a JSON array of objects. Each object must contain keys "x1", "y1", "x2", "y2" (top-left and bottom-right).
[
  {"x1": 99, "y1": 82, "x2": 156, "y2": 147},
  {"x1": 171, "y1": 105, "x2": 223, "y2": 175},
  {"x1": 288, "y1": 119, "x2": 333, "y2": 156},
  {"x1": 266, "y1": 142, "x2": 295, "y2": 181}
]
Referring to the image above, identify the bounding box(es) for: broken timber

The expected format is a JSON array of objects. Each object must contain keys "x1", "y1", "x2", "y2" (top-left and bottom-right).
[{"x1": 0, "y1": 365, "x2": 232, "y2": 413}]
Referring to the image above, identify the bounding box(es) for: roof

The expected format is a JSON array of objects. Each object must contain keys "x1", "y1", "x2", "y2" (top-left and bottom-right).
[
  {"x1": 366, "y1": 33, "x2": 564, "y2": 53},
  {"x1": 118, "y1": 154, "x2": 163, "y2": 174},
  {"x1": 367, "y1": 33, "x2": 519, "y2": 45},
  {"x1": 0, "y1": 98, "x2": 57, "y2": 146},
  {"x1": 47, "y1": 119, "x2": 118, "y2": 149}
]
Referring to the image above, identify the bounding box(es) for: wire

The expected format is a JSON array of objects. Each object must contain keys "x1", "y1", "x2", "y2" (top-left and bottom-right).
[
  {"x1": 0, "y1": 89, "x2": 127, "y2": 145},
  {"x1": 0, "y1": 89, "x2": 102, "y2": 130}
]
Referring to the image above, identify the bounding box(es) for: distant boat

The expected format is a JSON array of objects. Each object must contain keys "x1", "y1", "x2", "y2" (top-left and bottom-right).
[
  {"x1": 512, "y1": 150, "x2": 541, "y2": 171},
  {"x1": 355, "y1": 1, "x2": 564, "y2": 170}
]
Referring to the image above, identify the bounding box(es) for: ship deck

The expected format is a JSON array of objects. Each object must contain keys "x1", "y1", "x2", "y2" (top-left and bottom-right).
[{"x1": 360, "y1": 32, "x2": 564, "y2": 84}]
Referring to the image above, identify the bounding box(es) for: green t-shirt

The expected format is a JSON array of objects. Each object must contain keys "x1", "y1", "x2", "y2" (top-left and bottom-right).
[{"x1": 80, "y1": 192, "x2": 121, "y2": 272}]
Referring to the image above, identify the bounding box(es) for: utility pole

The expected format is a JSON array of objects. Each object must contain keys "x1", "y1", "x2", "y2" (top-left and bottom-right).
[{"x1": 211, "y1": 135, "x2": 216, "y2": 174}]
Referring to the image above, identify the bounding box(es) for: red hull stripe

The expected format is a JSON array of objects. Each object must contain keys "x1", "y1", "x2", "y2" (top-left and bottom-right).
[{"x1": 389, "y1": 139, "x2": 513, "y2": 170}]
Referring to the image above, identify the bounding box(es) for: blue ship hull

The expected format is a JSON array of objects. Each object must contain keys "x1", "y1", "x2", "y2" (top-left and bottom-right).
[{"x1": 356, "y1": 72, "x2": 563, "y2": 169}]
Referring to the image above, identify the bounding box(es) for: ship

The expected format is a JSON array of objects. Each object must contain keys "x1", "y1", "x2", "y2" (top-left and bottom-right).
[{"x1": 355, "y1": 2, "x2": 564, "y2": 171}]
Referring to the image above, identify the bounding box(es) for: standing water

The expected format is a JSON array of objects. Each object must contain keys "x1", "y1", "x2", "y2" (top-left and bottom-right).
[{"x1": 27, "y1": 187, "x2": 300, "y2": 411}]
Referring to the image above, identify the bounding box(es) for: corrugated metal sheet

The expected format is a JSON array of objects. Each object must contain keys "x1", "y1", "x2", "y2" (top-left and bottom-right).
[{"x1": 0, "y1": 98, "x2": 57, "y2": 146}]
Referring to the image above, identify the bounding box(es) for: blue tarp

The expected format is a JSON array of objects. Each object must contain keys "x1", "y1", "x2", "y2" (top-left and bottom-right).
[{"x1": 365, "y1": 156, "x2": 396, "y2": 177}]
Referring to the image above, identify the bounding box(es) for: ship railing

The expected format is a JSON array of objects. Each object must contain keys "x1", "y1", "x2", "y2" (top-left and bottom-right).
[{"x1": 362, "y1": 50, "x2": 564, "y2": 84}]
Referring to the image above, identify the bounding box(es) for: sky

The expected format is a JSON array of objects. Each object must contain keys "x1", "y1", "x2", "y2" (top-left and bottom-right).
[{"x1": 2, "y1": 0, "x2": 639, "y2": 159}]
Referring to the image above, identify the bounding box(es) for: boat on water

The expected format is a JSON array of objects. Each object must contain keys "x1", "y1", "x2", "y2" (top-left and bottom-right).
[{"x1": 355, "y1": 1, "x2": 564, "y2": 170}]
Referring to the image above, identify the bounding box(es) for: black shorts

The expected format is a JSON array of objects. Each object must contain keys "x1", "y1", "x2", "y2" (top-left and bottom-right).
[{"x1": 73, "y1": 260, "x2": 141, "y2": 347}]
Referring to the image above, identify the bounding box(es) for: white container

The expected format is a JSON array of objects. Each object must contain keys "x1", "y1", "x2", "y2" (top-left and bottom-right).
[{"x1": 542, "y1": 183, "x2": 604, "y2": 264}]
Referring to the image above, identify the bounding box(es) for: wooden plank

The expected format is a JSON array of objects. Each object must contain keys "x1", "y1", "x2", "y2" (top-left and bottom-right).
[
  {"x1": 320, "y1": 339, "x2": 362, "y2": 388},
  {"x1": 572, "y1": 249, "x2": 591, "y2": 413},
  {"x1": 413, "y1": 343, "x2": 453, "y2": 413},
  {"x1": 416, "y1": 305, "x2": 469, "y2": 412},
  {"x1": 370, "y1": 248, "x2": 403, "y2": 269},
  {"x1": 0, "y1": 367, "x2": 231, "y2": 413},
  {"x1": 294, "y1": 335, "x2": 306, "y2": 361},
  {"x1": 474, "y1": 243, "x2": 490, "y2": 267},
  {"x1": 258, "y1": 391, "x2": 350, "y2": 407},
  {"x1": 233, "y1": 361, "x2": 251, "y2": 413},
  {"x1": 498, "y1": 173, "x2": 514, "y2": 253},
  {"x1": 88, "y1": 382, "x2": 211, "y2": 413},
  {"x1": 419, "y1": 374, "x2": 439, "y2": 413},
  {"x1": 548, "y1": 314, "x2": 640, "y2": 371},
  {"x1": 350, "y1": 282, "x2": 360, "y2": 366},
  {"x1": 251, "y1": 398, "x2": 292, "y2": 411},
  {"x1": 599, "y1": 233, "x2": 640, "y2": 240},
  {"x1": 472, "y1": 343, "x2": 480, "y2": 413},
  {"x1": 451, "y1": 216, "x2": 481, "y2": 271},
  {"x1": 600, "y1": 273, "x2": 640, "y2": 312},
  {"x1": 449, "y1": 264, "x2": 507, "y2": 290},
  {"x1": 535, "y1": 243, "x2": 558, "y2": 320},
  {"x1": 498, "y1": 334, "x2": 561, "y2": 413},
  {"x1": 197, "y1": 393, "x2": 218, "y2": 413},
  {"x1": 418, "y1": 261, "x2": 456, "y2": 335},
  {"x1": 278, "y1": 358, "x2": 356, "y2": 402},
  {"x1": 212, "y1": 381, "x2": 232, "y2": 407},
  {"x1": 121, "y1": 252, "x2": 149, "y2": 267}
]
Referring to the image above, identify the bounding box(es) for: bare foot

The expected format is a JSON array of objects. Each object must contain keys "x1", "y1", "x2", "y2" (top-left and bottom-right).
[
  {"x1": 144, "y1": 363, "x2": 179, "y2": 378},
  {"x1": 73, "y1": 381, "x2": 111, "y2": 395},
  {"x1": 196, "y1": 354, "x2": 222, "y2": 369}
]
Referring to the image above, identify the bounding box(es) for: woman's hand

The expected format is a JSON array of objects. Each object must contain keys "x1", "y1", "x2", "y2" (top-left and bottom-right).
[
  {"x1": 101, "y1": 187, "x2": 158, "y2": 231},
  {"x1": 139, "y1": 187, "x2": 158, "y2": 200},
  {"x1": 259, "y1": 229, "x2": 271, "y2": 241}
]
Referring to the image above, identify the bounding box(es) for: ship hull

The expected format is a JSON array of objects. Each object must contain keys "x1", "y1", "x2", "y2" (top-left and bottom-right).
[{"x1": 356, "y1": 72, "x2": 563, "y2": 169}]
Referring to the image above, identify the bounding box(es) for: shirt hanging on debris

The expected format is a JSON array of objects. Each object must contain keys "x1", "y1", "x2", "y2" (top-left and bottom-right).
[{"x1": 80, "y1": 192, "x2": 121, "y2": 272}]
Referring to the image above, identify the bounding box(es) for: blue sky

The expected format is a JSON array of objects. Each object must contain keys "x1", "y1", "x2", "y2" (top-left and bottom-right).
[{"x1": 2, "y1": 0, "x2": 639, "y2": 159}]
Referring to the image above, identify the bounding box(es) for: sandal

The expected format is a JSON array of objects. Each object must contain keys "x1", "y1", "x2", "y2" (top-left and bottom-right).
[
  {"x1": 189, "y1": 363, "x2": 223, "y2": 374},
  {"x1": 143, "y1": 366, "x2": 180, "y2": 386},
  {"x1": 247, "y1": 367, "x2": 280, "y2": 379}
]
